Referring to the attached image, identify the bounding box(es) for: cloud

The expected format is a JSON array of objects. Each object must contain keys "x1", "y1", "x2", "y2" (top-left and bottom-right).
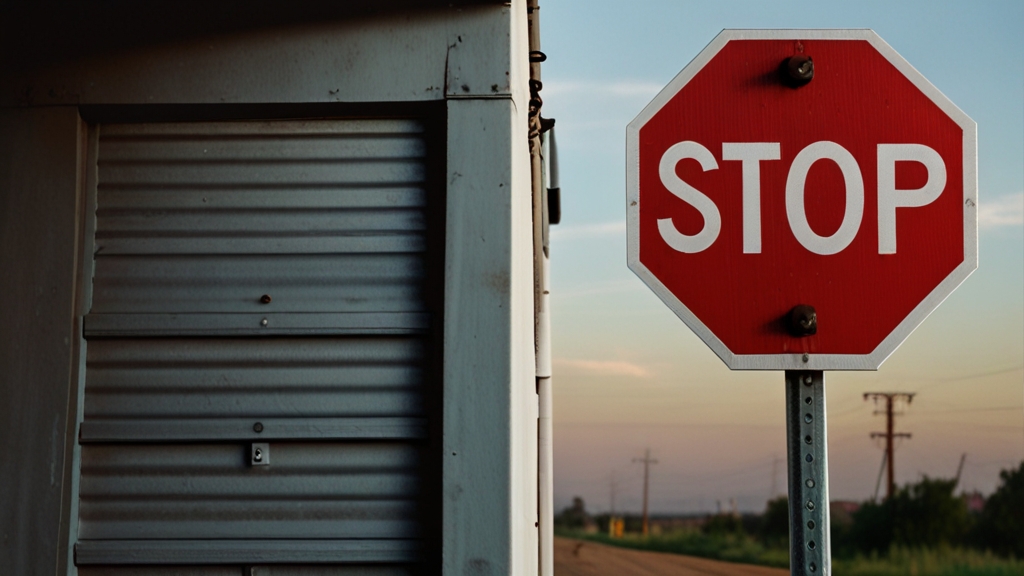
[
  {"x1": 979, "y1": 192, "x2": 1023, "y2": 230},
  {"x1": 554, "y1": 279, "x2": 641, "y2": 299},
  {"x1": 541, "y1": 80, "x2": 663, "y2": 151},
  {"x1": 550, "y1": 220, "x2": 625, "y2": 241},
  {"x1": 555, "y1": 358, "x2": 653, "y2": 378},
  {"x1": 542, "y1": 80, "x2": 663, "y2": 100}
]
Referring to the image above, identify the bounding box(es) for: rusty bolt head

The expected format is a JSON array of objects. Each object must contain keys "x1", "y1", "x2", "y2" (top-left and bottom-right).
[
  {"x1": 787, "y1": 305, "x2": 818, "y2": 337},
  {"x1": 253, "y1": 422, "x2": 264, "y2": 433},
  {"x1": 260, "y1": 294, "x2": 272, "y2": 304},
  {"x1": 783, "y1": 55, "x2": 814, "y2": 87}
]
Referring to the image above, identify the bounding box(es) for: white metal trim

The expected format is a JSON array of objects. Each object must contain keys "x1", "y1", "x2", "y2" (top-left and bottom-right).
[
  {"x1": 626, "y1": 29, "x2": 978, "y2": 371},
  {"x1": 443, "y1": 96, "x2": 538, "y2": 576}
]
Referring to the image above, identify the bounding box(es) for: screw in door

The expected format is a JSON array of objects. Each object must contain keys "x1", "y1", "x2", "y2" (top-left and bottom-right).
[{"x1": 251, "y1": 442, "x2": 270, "y2": 466}]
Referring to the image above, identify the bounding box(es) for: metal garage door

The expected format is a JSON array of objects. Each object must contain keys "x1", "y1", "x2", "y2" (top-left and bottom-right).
[{"x1": 75, "y1": 118, "x2": 442, "y2": 574}]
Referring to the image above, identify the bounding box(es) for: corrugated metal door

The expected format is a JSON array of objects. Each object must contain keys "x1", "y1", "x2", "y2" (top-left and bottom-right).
[{"x1": 75, "y1": 118, "x2": 442, "y2": 575}]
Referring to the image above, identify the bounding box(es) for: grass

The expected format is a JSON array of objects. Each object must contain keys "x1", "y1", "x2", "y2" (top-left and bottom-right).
[
  {"x1": 557, "y1": 529, "x2": 1024, "y2": 576},
  {"x1": 832, "y1": 547, "x2": 1024, "y2": 576}
]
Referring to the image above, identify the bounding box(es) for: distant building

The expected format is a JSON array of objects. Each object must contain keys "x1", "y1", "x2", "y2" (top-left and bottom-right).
[
  {"x1": 963, "y1": 491, "x2": 986, "y2": 513},
  {"x1": 831, "y1": 500, "x2": 862, "y2": 516}
]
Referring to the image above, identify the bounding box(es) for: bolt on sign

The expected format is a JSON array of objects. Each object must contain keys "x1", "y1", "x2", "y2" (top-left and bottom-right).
[
  {"x1": 626, "y1": 30, "x2": 977, "y2": 576},
  {"x1": 627, "y1": 29, "x2": 977, "y2": 372}
]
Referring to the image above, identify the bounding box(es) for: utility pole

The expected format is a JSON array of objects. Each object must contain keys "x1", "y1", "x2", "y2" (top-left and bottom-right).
[
  {"x1": 954, "y1": 453, "x2": 967, "y2": 491},
  {"x1": 872, "y1": 451, "x2": 887, "y2": 503},
  {"x1": 632, "y1": 449, "x2": 658, "y2": 536},
  {"x1": 864, "y1": 392, "x2": 915, "y2": 500},
  {"x1": 609, "y1": 471, "x2": 618, "y2": 516}
]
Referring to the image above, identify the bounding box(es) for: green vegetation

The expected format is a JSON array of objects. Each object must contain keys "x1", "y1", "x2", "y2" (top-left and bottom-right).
[
  {"x1": 971, "y1": 461, "x2": 1024, "y2": 558},
  {"x1": 838, "y1": 476, "x2": 972, "y2": 554},
  {"x1": 832, "y1": 548, "x2": 1024, "y2": 576},
  {"x1": 555, "y1": 461, "x2": 1024, "y2": 576}
]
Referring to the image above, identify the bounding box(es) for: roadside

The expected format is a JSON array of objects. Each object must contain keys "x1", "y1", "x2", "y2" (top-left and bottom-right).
[{"x1": 554, "y1": 536, "x2": 788, "y2": 576}]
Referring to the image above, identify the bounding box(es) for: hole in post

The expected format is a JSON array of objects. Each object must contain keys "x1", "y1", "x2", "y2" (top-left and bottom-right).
[
  {"x1": 806, "y1": 500, "x2": 815, "y2": 511},
  {"x1": 807, "y1": 520, "x2": 815, "y2": 529},
  {"x1": 806, "y1": 454, "x2": 813, "y2": 462},
  {"x1": 809, "y1": 562, "x2": 817, "y2": 572},
  {"x1": 805, "y1": 396, "x2": 812, "y2": 405},
  {"x1": 804, "y1": 435, "x2": 813, "y2": 444},
  {"x1": 804, "y1": 413, "x2": 813, "y2": 424},
  {"x1": 808, "y1": 540, "x2": 816, "y2": 550},
  {"x1": 806, "y1": 479, "x2": 815, "y2": 488}
]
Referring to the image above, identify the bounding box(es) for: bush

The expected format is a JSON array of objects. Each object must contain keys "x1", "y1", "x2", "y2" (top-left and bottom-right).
[
  {"x1": 760, "y1": 496, "x2": 789, "y2": 547},
  {"x1": 972, "y1": 461, "x2": 1024, "y2": 558},
  {"x1": 890, "y1": 476, "x2": 971, "y2": 547},
  {"x1": 555, "y1": 496, "x2": 590, "y2": 530},
  {"x1": 702, "y1": 513, "x2": 744, "y2": 536},
  {"x1": 841, "y1": 476, "x2": 970, "y2": 554},
  {"x1": 845, "y1": 499, "x2": 894, "y2": 554}
]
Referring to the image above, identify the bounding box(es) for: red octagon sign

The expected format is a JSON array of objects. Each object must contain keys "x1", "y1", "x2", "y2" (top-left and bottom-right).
[{"x1": 627, "y1": 30, "x2": 977, "y2": 371}]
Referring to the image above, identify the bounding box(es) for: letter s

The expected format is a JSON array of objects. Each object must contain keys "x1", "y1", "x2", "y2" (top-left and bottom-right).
[{"x1": 657, "y1": 141, "x2": 720, "y2": 253}]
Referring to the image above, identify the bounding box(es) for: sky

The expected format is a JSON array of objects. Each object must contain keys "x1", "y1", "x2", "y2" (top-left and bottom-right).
[{"x1": 541, "y1": 0, "x2": 1024, "y2": 515}]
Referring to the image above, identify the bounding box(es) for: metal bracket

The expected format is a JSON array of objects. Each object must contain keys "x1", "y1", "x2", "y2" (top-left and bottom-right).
[
  {"x1": 786, "y1": 370, "x2": 830, "y2": 575},
  {"x1": 250, "y1": 442, "x2": 269, "y2": 467}
]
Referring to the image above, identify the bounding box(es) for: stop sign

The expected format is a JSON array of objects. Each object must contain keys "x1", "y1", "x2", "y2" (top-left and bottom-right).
[{"x1": 627, "y1": 30, "x2": 977, "y2": 370}]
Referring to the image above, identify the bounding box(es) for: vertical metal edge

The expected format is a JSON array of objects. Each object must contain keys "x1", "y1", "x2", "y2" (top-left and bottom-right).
[
  {"x1": 52, "y1": 111, "x2": 85, "y2": 576},
  {"x1": 62, "y1": 121, "x2": 99, "y2": 576},
  {"x1": 78, "y1": 124, "x2": 99, "y2": 318},
  {"x1": 785, "y1": 372, "x2": 804, "y2": 574},
  {"x1": 816, "y1": 373, "x2": 831, "y2": 575},
  {"x1": 421, "y1": 102, "x2": 448, "y2": 576},
  {"x1": 786, "y1": 370, "x2": 831, "y2": 576},
  {"x1": 536, "y1": 256, "x2": 553, "y2": 576}
]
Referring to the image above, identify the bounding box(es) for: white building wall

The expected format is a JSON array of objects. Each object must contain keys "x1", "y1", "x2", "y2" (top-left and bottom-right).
[{"x1": 0, "y1": 3, "x2": 539, "y2": 574}]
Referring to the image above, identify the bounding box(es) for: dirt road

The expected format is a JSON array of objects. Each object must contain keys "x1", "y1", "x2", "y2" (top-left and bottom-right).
[{"x1": 554, "y1": 537, "x2": 788, "y2": 576}]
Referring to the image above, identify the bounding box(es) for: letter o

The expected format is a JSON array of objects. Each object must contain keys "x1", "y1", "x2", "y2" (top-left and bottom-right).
[{"x1": 785, "y1": 141, "x2": 864, "y2": 255}]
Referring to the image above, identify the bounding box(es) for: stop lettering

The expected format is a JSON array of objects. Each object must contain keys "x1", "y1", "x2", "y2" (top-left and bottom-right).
[
  {"x1": 657, "y1": 140, "x2": 946, "y2": 256},
  {"x1": 626, "y1": 30, "x2": 977, "y2": 370}
]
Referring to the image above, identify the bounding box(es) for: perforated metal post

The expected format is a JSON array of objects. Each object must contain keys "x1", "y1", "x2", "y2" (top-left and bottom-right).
[{"x1": 786, "y1": 370, "x2": 830, "y2": 575}]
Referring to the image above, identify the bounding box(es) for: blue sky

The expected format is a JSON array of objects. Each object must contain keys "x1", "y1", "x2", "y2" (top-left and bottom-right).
[{"x1": 542, "y1": 0, "x2": 1024, "y2": 513}]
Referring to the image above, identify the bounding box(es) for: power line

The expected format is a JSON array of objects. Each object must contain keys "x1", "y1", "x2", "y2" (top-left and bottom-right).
[
  {"x1": 914, "y1": 365, "x2": 1024, "y2": 390},
  {"x1": 914, "y1": 406, "x2": 1023, "y2": 414},
  {"x1": 864, "y1": 392, "x2": 915, "y2": 500},
  {"x1": 632, "y1": 449, "x2": 658, "y2": 536}
]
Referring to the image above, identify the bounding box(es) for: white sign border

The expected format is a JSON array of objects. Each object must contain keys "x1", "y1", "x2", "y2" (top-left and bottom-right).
[{"x1": 626, "y1": 29, "x2": 978, "y2": 371}]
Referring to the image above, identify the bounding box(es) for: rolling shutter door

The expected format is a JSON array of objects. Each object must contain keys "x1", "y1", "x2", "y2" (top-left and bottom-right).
[{"x1": 76, "y1": 119, "x2": 441, "y2": 574}]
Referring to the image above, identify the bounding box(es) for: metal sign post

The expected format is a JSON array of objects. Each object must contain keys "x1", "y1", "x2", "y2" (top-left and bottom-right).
[{"x1": 786, "y1": 371, "x2": 830, "y2": 575}]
